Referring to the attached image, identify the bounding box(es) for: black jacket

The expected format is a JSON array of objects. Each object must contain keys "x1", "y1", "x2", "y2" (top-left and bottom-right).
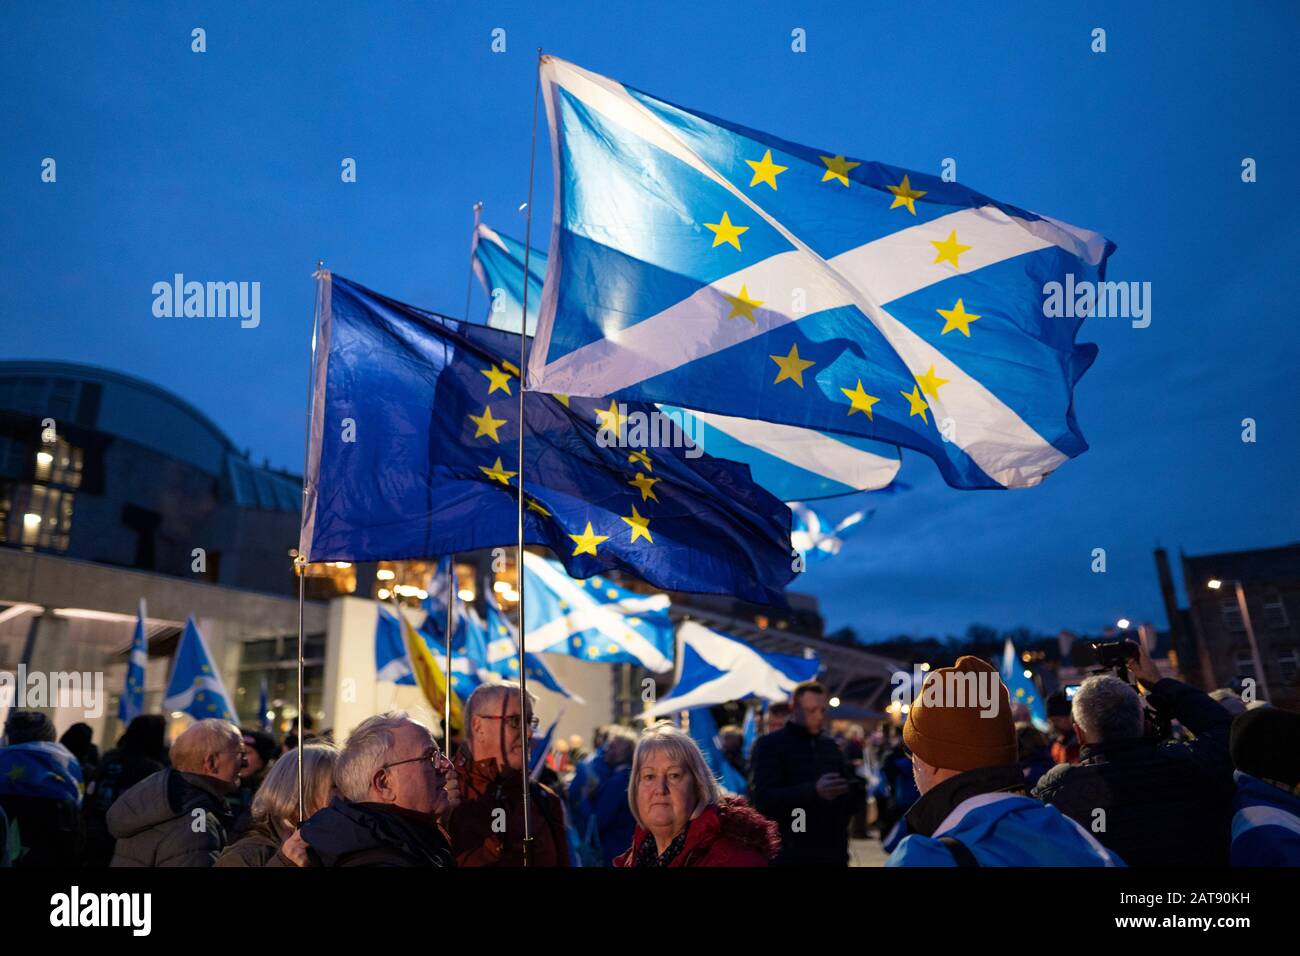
[
  {"x1": 749, "y1": 722, "x2": 863, "y2": 866},
  {"x1": 1033, "y1": 678, "x2": 1235, "y2": 867},
  {"x1": 83, "y1": 747, "x2": 165, "y2": 867},
  {"x1": 299, "y1": 796, "x2": 455, "y2": 867},
  {"x1": 108, "y1": 769, "x2": 233, "y2": 867}
]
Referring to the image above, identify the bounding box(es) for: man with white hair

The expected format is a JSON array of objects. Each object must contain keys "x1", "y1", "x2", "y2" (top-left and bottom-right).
[
  {"x1": 1034, "y1": 641, "x2": 1235, "y2": 866},
  {"x1": 446, "y1": 681, "x2": 569, "y2": 866},
  {"x1": 291, "y1": 711, "x2": 459, "y2": 866},
  {"x1": 108, "y1": 718, "x2": 242, "y2": 866}
]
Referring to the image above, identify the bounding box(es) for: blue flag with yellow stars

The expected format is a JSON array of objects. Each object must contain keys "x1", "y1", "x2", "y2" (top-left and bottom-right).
[
  {"x1": 118, "y1": 597, "x2": 148, "y2": 724},
  {"x1": 299, "y1": 273, "x2": 795, "y2": 606},
  {"x1": 482, "y1": 592, "x2": 584, "y2": 702},
  {"x1": 162, "y1": 616, "x2": 238, "y2": 722},
  {"x1": 525, "y1": 58, "x2": 1114, "y2": 490}
]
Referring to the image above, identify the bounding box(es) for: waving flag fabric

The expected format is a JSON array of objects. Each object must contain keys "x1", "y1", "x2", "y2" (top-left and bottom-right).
[
  {"x1": 118, "y1": 598, "x2": 148, "y2": 724},
  {"x1": 472, "y1": 222, "x2": 548, "y2": 335},
  {"x1": 790, "y1": 501, "x2": 870, "y2": 564},
  {"x1": 483, "y1": 593, "x2": 584, "y2": 702},
  {"x1": 299, "y1": 273, "x2": 795, "y2": 606},
  {"x1": 521, "y1": 551, "x2": 676, "y2": 672},
  {"x1": 1001, "y1": 637, "x2": 1047, "y2": 729},
  {"x1": 527, "y1": 57, "x2": 1113, "y2": 489},
  {"x1": 163, "y1": 617, "x2": 237, "y2": 722}
]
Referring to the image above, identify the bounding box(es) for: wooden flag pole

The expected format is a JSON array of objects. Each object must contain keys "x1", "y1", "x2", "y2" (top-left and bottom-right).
[{"x1": 515, "y1": 48, "x2": 543, "y2": 867}]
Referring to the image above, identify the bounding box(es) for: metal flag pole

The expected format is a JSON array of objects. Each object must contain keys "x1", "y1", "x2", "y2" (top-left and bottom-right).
[
  {"x1": 464, "y1": 201, "x2": 483, "y2": 321},
  {"x1": 515, "y1": 48, "x2": 543, "y2": 867},
  {"x1": 294, "y1": 259, "x2": 326, "y2": 822},
  {"x1": 443, "y1": 556, "x2": 455, "y2": 754}
]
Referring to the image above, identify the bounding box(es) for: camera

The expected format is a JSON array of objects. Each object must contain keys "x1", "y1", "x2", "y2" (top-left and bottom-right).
[{"x1": 1089, "y1": 638, "x2": 1140, "y2": 681}]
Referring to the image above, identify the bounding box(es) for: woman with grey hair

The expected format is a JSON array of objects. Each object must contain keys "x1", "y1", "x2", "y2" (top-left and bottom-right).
[
  {"x1": 614, "y1": 723, "x2": 779, "y2": 867},
  {"x1": 216, "y1": 743, "x2": 339, "y2": 867}
]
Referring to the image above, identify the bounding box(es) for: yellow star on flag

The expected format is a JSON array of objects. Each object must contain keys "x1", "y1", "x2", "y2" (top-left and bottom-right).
[
  {"x1": 937, "y1": 298, "x2": 981, "y2": 337},
  {"x1": 931, "y1": 230, "x2": 971, "y2": 269},
  {"x1": 629, "y1": 472, "x2": 660, "y2": 502},
  {"x1": 627, "y1": 450, "x2": 652, "y2": 471},
  {"x1": 915, "y1": 365, "x2": 950, "y2": 400},
  {"x1": 770, "y1": 343, "x2": 816, "y2": 387},
  {"x1": 526, "y1": 498, "x2": 550, "y2": 517},
  {"x1": 901, "y1": 386, "x2": 930, "y2": 424},
  {"x1": 479, "y1": 457, "x2": 517, "y2": 485},
  {"x1": 595, "y1": 399, "x2": 627, "y2": 434},
  {"x1": 723, "y1": 285, "x2": 764, "y2": 323},
  {"x1": 621, "y1": 505, "x2": 653, "y2": 544},
  {"x1": 841, "y1": 379, "x2": 880, "y2": 419},
  {"x1": 704, "y1": 211, "x2": 749, "y2": 250},
  {"x1": 468, "y1": 405, "x2": 508, "y2": 442},
  {"x1": 820, "y1": 154, "x2": 861, "y2": 187},
  {"x1": 745, "y1": 149, "x2": 788, "y2": 189},
  {"x1": 553, "y1": 394, "x2": 570, "y2": 407},
  {"x1": 569, "y1": 521, "x2": 609, "y2": 556},
  {"x1": 481, "y1": 364, "x2": 512, "y2": 395},
  {"x1": 886, "y1": 174, "x2": 927, "y2": 215}
]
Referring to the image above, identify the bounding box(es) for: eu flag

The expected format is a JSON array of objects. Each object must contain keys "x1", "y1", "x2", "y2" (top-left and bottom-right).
[
  {"x1": 300, "y1": 273, "x2": 795, "y2": 605},
  {"x1": 526, "y1": 58, "x2": 1114, "y2": 490}
]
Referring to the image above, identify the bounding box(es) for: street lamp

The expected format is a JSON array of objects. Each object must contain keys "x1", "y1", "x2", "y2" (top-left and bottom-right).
[
  {"x1": 1207, "y1": 578, "x2": 1270, "y2": 702},
  {"x1": 1117, "y1": 618, "x2": 1131, "y2": 630}
]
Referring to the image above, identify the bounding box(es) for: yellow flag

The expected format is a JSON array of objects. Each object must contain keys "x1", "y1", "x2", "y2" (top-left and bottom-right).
[{"x1": 399, "y1": 609, "x2": 464, "y2": 733}]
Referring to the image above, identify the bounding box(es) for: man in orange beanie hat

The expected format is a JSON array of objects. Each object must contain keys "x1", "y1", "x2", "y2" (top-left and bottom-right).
[{"x1": 886, "y1": 656, "x2": 1123, "y2": 867}]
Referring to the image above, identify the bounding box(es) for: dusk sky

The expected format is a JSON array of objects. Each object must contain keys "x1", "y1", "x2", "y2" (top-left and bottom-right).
[{"x1": 3, "y1": 2, "x2": 1297, "y2": 642}]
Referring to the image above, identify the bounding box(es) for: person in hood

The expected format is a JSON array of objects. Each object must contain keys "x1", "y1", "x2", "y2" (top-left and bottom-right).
[
  {"x1": 1228, "y1": 705, "x2": 1300, "y2": 866},
  {"x1": 83, "y1": 714, "x2": 167, "y2": 867},
  {"x1": 887, "y1": 657, "x2": 1122, "y2": 867},
  {"x1": 447, "y1": 681, "x2": 569, "y2": 867},
  {"x1": 287, "y1": 712, "x2": 459, "y2": 867},
  {"x1": 216, "y1": 742, "x2": 337, "y2": 867},
  {"x1": 0, "y1": 710, "x2": 85, "y2": 867},
  {"x1": 615, "y1": 723, "x2": 778, "y2": 867},
  {"x1": 108, "y1": 719, "x2": 242, "y2": 866}
]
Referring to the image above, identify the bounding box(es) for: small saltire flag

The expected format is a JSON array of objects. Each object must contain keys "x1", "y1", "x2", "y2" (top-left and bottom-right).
[
  {"x1": 163, "y1": 617, "x2": 238, "y2": 722},
  {"x1": 529, "y1": 713, "x2": 562, "y2": 779},
  {"x1": 521, "y1": 551, "x2": 675, "y2": 672},
  {"x1": 740, "y1": 701, "x2": 759, "y2": 755},
  {"x1": 375, "y1": 604, "x2": 415, "y2": 684},
  {"x1": 438, "y1": 605, "x2": 492, "y2": 699},
  {"x1": 1001, "y1": 637, "x2": 1047, "y2": 729},
  {"x1": 640, "y1": 621, "x2": 819, "y2": 720},
  {"x1": 686, "y1": 706, "x2": 748, "y2": 796},
  {"x1": 526, "y1": 58, "x2": 1114, "y2": 490},
  {"x1": 299, "y1": 273, "x2": 795, "y2": 606},
  {"x1": 118, "y1": 598, "x2": 148, "y2": 724},
  {"x1": 790, "y1": 501, "x2": 871, "y2": 564},
  {"x1": 483, "y1": 591, "x2": 584, "y2": 702},
  {"x1": 472, "y1": 222, "x2": 547, "y2": 336}
]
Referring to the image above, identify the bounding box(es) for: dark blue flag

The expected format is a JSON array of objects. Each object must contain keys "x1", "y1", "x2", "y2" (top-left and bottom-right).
[{"x1": 300, "y1": 273, "x2": 795, "y2": 605}]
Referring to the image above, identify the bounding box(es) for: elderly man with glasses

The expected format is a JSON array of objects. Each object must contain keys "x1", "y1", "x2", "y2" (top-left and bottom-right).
[
  {"x1": 283, "y1": 711, "x2": 460, "y2": 867},
  {"x1": 447, "y1": 681, "x2": 570, "y2": 866}
]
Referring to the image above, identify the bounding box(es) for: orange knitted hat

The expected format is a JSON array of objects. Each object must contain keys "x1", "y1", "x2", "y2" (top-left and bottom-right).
[{"x1": 903, "y1": 655, "x2": 1017, "y2": 772}]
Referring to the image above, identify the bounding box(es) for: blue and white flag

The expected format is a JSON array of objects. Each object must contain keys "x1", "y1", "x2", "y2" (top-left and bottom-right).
[
  {"x1": 529, "y1": 713, "x2": 562, "y2": 779},
  {"x1": 790, "y1": 501, "x2": 870, "y2": 564},
  {"x1": 118, "y1": 598, "x2": 148, "y2": 724},
  {"x1": 257, "y1": 676, "x2": 271, "y2": 732},
  {"x1": 484, "y1": 593, "x2": 584, "y2": 702},
  {"x1": 521, "y1": 551, "x2": 676, "y2": 673},
  {"x1": 375, "y1": 604, "x2": 415, "y2": 684},
  {"x1": 472, "y1": 222, "x2": 548, "y2": 336},
  {"x1": 640, "y1": 621, "x2": 820, "y2": 720},
  {"x1": 163, "y1": 617, "x2": 238, "y2": 722},
  {"x1": 527, "y1": 58, "x2": 1114, "y2": 490},
  {"x1": 1001, "y1": 637, "x2": 1048, "y2": 729},
  {"x1": 741, "y1": 701, "x2": 759, "y2": 755},
  {"x1": 687, "y1": 706, "x2": 748, "y2": 796}
]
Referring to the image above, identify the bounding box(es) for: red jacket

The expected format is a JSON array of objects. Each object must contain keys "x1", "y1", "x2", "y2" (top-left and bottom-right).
[
  {"x1": 613, "y1": 797, "x2": 779, "y2": 868},
  {"x1": 447, "y1": 755, "x2": 569, "y2": 867}
]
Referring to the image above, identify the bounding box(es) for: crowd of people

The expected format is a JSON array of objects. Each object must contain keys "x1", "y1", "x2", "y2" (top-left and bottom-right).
[{"x1": 1, "y1": 639, "x2": 1297, "y2": 867}]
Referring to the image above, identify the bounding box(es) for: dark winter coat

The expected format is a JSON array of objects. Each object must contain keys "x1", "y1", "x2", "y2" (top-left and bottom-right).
[
  {"x1": 447, "y1": 755, "x2": 569, "y2": 867},
  {"x1": 1034, "y1": 678, "x2": 1235, "y2": 867},
  {"x1": 298, "y1": 796, "x2": 454, "y2": 867},
  {"x1": 614, "y1": 797, "x2": 780, "y2": 867},
  {"x1": 107, "y1": 769, "x2": 233, "y2": 867},
  {"x1": 214, "y1": 817, "x2": 292, "y2": 867},
  {"x1": 82, "y1": 747, "x2": 165, "y2": 867}
]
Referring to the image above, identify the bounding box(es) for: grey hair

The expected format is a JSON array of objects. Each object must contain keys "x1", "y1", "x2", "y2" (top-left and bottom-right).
[
  {"x1": 627, "y1": 723, "x2": 720, "y2": 829},
  {"x1": 463, "y1": 680, "x2": 537, "y2": 758},
  {"x1": 1072, "y1": 675, "x2": 1145, "y2": 744},
  {"x1": 170, "y1": 719, "x2": 240, "y2": 774},
  {"x1": 335, "y1": 711, "x2": 430, "y2": 802},
  {"x1": 251, "y1": 742, "x2": 339, "y2": 827}
]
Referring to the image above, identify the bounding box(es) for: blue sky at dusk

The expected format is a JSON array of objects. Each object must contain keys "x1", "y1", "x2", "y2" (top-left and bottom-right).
[{"x1": 3, "y1": 2, "x2": 1297, "y2": 642}]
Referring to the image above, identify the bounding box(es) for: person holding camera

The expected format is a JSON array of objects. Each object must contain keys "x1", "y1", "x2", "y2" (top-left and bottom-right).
[{"x1": 1033, "y1": 641, "x2": 1235, "y2": 866}]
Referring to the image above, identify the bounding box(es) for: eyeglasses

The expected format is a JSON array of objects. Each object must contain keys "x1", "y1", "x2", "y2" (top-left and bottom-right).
[
  {"x1": 382, "y1": 748, "x2": 453, "y2": 773},
  {"x1": 479, "y1": 714, "x2": 540, "y2": 732},
  {"x1": 217, "y1": 749, "x2": 248, "y2": 762}
]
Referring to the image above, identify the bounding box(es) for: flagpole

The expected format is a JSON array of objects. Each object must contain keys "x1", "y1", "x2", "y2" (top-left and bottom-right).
[
  {"x1": 443, "y1": 557, "x2": 455, "y2": 755},
  {"x1": 515, "y1": 47, "x2": 543, "y2": 867},
  {"x1": 294, "y1": 259, "x2": 325, "y2": 823},
  {"x1": 464, "y1": 201, "x2": 483, "y2": 321}
]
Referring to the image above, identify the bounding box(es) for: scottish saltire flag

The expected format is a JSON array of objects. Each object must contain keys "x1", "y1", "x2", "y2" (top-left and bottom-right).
[
  {"x1": 741, "y1": 701, "x2": 759, "y2": 755},
  {"x1": 437, "y1": 605, "x2": 491, "y2": 699},
  {"x1": 1001, "y1": 637, "x2": 1047, "y2": 729},
  {"x1": 258, "y1": 676, "x2": 271, "y2": 731},
  {"x1": 375, "y1": 605, "x2": 416, "y2": 684},
  {"x1": 482, "y1": 593, "x2": 584, "y2": 702},
  {"x1": 529, "y1": 713, "x2": 561, "y2": 779},
  {"x1": 420, "y1": 556, "x2": 454, "y2": 620},
  {"x1": 640, "y1": 621, "x2": 820, "y2": 719},
  {"x1": 526, "y1": 58, "x2": 1114, "y2": 490},
  {"x1": 118, "y1": 598, "x2": 148, "y2": 724},
  {"x1": 521, "y1": 551, "x2": 675, "y2": 672},
  {"x1": 472, "y1": 223, "x2": 547, "y2": 335},
  {"x1": 300, "y1": 273, "x2": 795, "y2": 605},
  {"x1": 163, "y1": 617, "x2": 237, "y2": 722},
  {"x1": 687, "y1": 706, "x2": 748, "y2": 796},
  {"x1": 790, "y1": 501, "x2": 870, "y2": 564}
]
